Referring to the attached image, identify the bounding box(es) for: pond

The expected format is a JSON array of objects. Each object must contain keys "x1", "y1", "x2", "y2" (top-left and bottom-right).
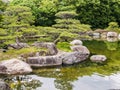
[{"x1": 1, "y1": 40, "x2": 120, "y2": 90}]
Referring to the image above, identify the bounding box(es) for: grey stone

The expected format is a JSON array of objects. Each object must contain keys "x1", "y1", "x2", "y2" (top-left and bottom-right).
[
  {"x1": 32, "y1": 42, "x2": 58, "y2": 55},
  {"x1": 107, "y1": 32, "x2": 118, "y2": 37},
  {"x1": 0, "y1": 81, "x2": 11, "y2": 90},
  {"x1": 70, "y1": 40, "x2": 83, "y2": 45},
  {"x1": 90, "y1": 55, "x2": 107, "y2": 62},
  {"x1": 27, "y1": 55, "x2": 62, "y2": 67},
  {"x1": 9, "y1": 43, "x2": 29, "y2": 49},
  {"x1": 70, "y1": 45, "x2": 90, "y2": 55},
  {"x1": 0, "y1": 65, "x2": 7, "y2": 74},
  {"x1": 0, "y1": 59, "x2": 32, "y2": 75},
  {"x1": 61, "y1": 51, "x2": 89, "y2": 65}
]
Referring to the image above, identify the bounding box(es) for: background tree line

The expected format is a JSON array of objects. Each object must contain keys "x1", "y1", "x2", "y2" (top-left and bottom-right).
[
  {"x1": 0, "y1": 0, "x2": 120, "y2": 48},
  {"x1": 5, "y1": 0, "x2": 120, "y2": 29}
]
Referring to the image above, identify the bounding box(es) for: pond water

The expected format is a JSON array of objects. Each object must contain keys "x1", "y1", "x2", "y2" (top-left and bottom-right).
[{"x1": 1, "y1": 40, "x2": 120, "y2": 90}]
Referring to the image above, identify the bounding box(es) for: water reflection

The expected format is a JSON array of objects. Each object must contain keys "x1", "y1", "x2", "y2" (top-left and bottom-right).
[
  {"x1": 104, "y1": 41, "x2": 118, "y2": 50},
  {"x1": 4, "y1": 75, "x2": 42, "y2": 90},
  {"x1": 7, "y1": 73, "x2": 120, "y2": 90},
  {"x1": 72, "y1": 73, "x2": 120, "y2": 90}
]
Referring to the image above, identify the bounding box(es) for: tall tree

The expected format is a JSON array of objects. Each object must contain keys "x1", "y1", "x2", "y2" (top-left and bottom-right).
[
  {"x1": 2, "y1": 5, "x2": 35, "y2": 29},
  {"x1": 1, "y1": 5, "x2": 35, "y2": 44}
]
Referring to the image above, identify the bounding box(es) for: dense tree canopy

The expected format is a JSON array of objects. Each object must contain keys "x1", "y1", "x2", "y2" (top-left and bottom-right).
[
  {"x1": 10, "y1": 0, "x2": 58, "y2": 26},
  {"x1": 76, "y1": 0, "x2": 120, "y2": 29},
  {"x1": 9, "y1": 0, "x2": 120, "y2": 28}
]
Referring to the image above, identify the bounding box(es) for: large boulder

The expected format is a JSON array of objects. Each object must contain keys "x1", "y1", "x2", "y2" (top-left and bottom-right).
[
  {"x1": 90, "y1": 55, "x2": 107, "y2": 62},
  {"x1": 107, "y1": 32, "x2": 118, "y2": 37},
  {"x1": 32, "y1": 42, "x2": 58, "y2": 55},
  {"x1": 70, "y1": 40, "x2": 83, "y2": 45},
  {"x1": 61, "y1": 51, "x2": 89, "y2": 65},
  {"x1": 70, "y1": 45, "x2": 90, "y2": 55},
  {"x1": 27, "y1": 55, "x2": 62, "y2": 67},
  {"x1": 9, "y1": 43, "x2": 29, "y2": 49},
  {"x1": 0, "y1": 59, "x2": 32, "y2": 75},
  {"x1": 0, "y1": 81, "x2": 11, "y2": 90}
]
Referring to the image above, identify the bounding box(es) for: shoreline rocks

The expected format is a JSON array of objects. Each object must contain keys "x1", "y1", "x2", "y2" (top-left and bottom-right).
[
  {"x1": 0, "y1": 39, "x2": 108, "y2": 73},
  {"x1": 27, "y1": 55, "x2": 62, "y2": 67},
  {"x1": 0, "y1": 59, "x2": 32, "y2": 75},
  {"x1": 0, "y1": 81, "x2": 11, "y2": 90},
  {"x1": 27, "y1": 40, "x2": 90, "y2": 66},
  {"x1": 61, "y1": 51, "x2": 89, "y2": 64}
]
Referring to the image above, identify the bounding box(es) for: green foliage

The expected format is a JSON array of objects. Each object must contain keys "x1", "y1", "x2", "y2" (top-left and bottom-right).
[
  {"x1": 10, "y1": 0, "x2": 58, "y2": 26},
  {"x1": 36, "y1": 27, "x2": 66, "y2": 42},
  {"x1": 53, "y1": 5, "x2": 91, "y2": 42},
  {"x1": 0, "y1": 5, "x2": 36, "y2": 45},
  {"x1": 2, "y1": 5, "x2": 35, "y2": 29},
  {"x1": 105, "y1": 41, "x2": 118, "y2": 51},
  {"x1": 21, "y1": 28, "x2": 39, "y2": 36},
  {"x1": 55, "y1": 19, "x2": 80, "y2": 24},
  {"x1": 0, "y1": 28, "x2": 7, "y2": 35},
  {"x1": 58, "y1": 5, "x2": 76, "y2": 11},
  {"x1": 76, "y1": 0, "x2": 120, "y2": 29},
  {"x1": 36, "y1": 0, "x2": 58, "y2": 26},
  {"x1": 106, "y1": 22, "x2": 120, "y2": 32},
  {"x1": 57, "y1": 42, "x2": 71, "y2": 52},
  {"x1": 55, "y1": 11, "x2": 78, "y2": 19},
  {"x1": 59, "y1": 31, "x2": 78, "y2": 42},
  {"x1": 10, "y1": 0, "x2": 120, "y2": 28},
  {"x1": 0, "y1": 46, "x2": 41, "y2": 60}
]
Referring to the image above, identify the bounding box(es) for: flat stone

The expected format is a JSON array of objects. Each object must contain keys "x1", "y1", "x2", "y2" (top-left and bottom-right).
[
  {"x1": 90, "y1": 55, "x2": 107, "y2": 62},
  {"x1": 27, "y1": 55, "x2": 62, "y2": 67}
]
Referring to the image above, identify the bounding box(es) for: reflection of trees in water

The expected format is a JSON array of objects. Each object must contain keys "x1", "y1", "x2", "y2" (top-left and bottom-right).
[
  {"x1": 4, "y1": 75, "x2": 42, "y2": 90},
  {"x1": 104, "y1": 41, "x2": 118, "y2": 50},
  {"x1": 54, "y1": 79, "x2": 73, "y2": 90}
]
